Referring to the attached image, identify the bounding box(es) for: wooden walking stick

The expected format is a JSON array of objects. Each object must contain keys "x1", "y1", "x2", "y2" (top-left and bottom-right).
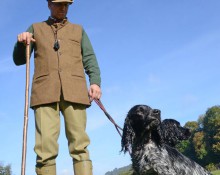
[{"x1": 21, "y1": 44, "x2": 30, "y2": 175}]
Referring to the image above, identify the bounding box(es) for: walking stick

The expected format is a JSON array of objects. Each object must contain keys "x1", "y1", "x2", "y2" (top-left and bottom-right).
[{"x1": 21, "y1": 44, "x2": 30, "y2": 175}]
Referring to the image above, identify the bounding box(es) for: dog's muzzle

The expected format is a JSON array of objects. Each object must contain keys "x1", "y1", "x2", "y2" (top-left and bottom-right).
[
  {"x1": 148, "y1": 109, "x2": 161, "y2": 127},
  {"x1": 151, "y1": 109, "x2": 161, "y2": 119}
]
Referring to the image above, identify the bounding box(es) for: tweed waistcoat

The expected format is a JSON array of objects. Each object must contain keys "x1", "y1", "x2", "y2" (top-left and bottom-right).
[{"x1": 30, "y1": 20, "x2": 90, "y2": 107}]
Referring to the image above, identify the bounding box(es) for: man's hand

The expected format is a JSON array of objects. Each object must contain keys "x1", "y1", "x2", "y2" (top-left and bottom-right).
[
  {"x1": 17, "y1": 32, "x2": 36, "y2": 45},
  {"x1": 89, "y1": 84, "x2": 102, "y2": 102}
]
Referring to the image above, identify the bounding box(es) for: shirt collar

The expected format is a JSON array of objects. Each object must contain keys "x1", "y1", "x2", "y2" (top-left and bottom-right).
[{"x1": 47, "y1": 16, "x2": 68, "y2": 25}]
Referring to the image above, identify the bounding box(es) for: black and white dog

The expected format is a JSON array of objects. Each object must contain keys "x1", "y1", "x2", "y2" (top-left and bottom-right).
[
  {"x1": 161, "y1": 118, "x2": 191, "y2": 147},
  {"x1": 121, "y1": 105, "x2": 211, "y2": 175}
]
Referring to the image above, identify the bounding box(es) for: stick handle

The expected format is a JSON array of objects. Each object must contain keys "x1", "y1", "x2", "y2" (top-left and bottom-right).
[{"x1": 21, "y1": 45, "x2": 30, "y2": 175}]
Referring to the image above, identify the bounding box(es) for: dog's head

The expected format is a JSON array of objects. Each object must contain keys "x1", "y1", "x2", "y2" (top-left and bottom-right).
[
  {"x1": 161, "y1": 119, "x2": 191, "y2": 147},
  {"x1": 121, "y1": 105, "x2": 161, "y2": 153},
  {"x1": 127, "y1": 105, "x2": 161, "y2": 134}
]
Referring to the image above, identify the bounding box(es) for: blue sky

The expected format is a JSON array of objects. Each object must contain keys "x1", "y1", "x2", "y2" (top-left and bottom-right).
[{"x1": 0, "y1": 0, "x2": 220, "y2": 175}]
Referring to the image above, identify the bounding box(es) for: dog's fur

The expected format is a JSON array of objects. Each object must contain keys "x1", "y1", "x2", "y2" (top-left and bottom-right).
[
  {"x1": 121, "y1": 105, "x2": 211, "y2": 175},
  {"x1": 161, "y1": 119, "x2": 191, "y2": 147}
]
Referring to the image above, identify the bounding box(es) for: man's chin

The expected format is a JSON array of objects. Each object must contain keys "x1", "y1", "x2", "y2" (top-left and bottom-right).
[{"x1": 53, "y1": 14, "x2": 66, "y2": 20}]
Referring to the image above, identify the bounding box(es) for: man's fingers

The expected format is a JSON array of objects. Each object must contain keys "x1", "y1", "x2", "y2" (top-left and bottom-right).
[
  {"x1": 88, "y1": 84, "x2": 102, "y2": 102},
  {"x1": 91, "y1": 89, "x2": 102, "y2": 99},
  {"x1": 27, "y1": 38, "x2": 36, "y2": 45},
  {"x1": 17, "y1": 32, "x2": 35, "y2": 45},
  {"x1": 31, "y1": 38, "x2": 36, "y2": 42}
]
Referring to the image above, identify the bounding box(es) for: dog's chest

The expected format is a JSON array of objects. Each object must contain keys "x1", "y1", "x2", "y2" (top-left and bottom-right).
[
  {"x1": 132, "y1": 142, "x2": 165, "y2": 174},
  {"x1": 132, "y1": 143, "x2": 211, "y2": 175}
]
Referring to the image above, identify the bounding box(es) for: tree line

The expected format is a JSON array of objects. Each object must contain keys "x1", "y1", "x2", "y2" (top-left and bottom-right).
[
  {"x1": 177, "y1": 105, "x2": 220, "y2": 171},
  {"x1": 0, "y1": 163, "x2": 12, "y2": 175}
]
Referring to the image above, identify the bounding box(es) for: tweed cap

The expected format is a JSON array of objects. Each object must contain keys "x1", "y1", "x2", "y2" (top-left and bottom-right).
[{"x1": 47, "y1": 0, "x2": 73, "y2": 4}]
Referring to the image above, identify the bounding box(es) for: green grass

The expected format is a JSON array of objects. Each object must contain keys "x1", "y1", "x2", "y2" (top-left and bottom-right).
[
  {"x1": 211, "y1": 170, "x2": 220, "y2": 175},
  {"x1": 118, "y1": 170, "x2": 220, "y2": 175}
]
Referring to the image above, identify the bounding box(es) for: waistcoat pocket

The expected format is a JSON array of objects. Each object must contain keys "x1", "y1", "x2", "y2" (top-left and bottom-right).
[{"x1": 33, "y1": 72, "x2": 49, "y2": 82}]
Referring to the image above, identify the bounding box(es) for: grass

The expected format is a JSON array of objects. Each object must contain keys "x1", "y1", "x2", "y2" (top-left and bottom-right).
[
  {"x1": 118, "y1": 170, "x2": 220, "y2": 175},
  {"x1": 212, "y1": 170, "x2": 220, "y2": 175}
]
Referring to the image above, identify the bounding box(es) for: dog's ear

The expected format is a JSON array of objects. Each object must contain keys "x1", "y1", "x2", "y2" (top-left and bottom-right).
[
  {"x1": 161, "y1": 119, "x2": 178, "y2": 146},
  {"x1": 153, "y1": 124, "x2": 164, "y2": 145},
  {"x1": 161, "y1": 119, "x2": 171, "y2": 141},
  {"x1": 121, "y1": 116, "x2": 134, "y2": 154}
]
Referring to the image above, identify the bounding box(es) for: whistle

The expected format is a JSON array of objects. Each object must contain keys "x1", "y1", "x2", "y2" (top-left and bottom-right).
[{"x1": 54, "y1": 40, "x2": 60, "y2": 51}]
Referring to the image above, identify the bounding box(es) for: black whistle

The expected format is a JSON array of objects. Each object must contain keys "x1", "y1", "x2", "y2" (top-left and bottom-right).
[{"x1": 53, "y1": 40, "x2": 60, "y2": 51}]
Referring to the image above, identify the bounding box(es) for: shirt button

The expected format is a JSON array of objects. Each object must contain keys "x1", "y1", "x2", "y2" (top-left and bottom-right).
[{"x1": 59, "y1": 68, "x2": 62, "y2": 72}]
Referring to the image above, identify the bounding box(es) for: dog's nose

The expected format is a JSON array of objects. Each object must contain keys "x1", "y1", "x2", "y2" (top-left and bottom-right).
[
  {"x1": 152, "y1": 109, "x2": 161, "y2": 120},
  {"x1": 153, "y1": 109, "x2": 160, "y2": 114}
]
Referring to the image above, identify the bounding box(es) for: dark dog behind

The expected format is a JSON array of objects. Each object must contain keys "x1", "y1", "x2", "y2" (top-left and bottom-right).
[
  {"x1": 161, "y1": 118, "x2": 191, "y2": 147},
  {"x1": 121, "y1": 105, "x2": 211, "y2": 175}
]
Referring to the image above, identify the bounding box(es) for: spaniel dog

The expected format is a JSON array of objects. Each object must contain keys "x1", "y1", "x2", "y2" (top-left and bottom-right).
[
  {"x1": 161, "y1": 119, "x2": 191, "y2": 147},
  {"x1": 121, "y1": 105, "x2": 211, "y2": 175}
]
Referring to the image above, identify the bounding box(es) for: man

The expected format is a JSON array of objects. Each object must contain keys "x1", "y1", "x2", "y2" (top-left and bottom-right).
[{"x1": 13, "y1": 0, "x2": 102, "y2": 174}]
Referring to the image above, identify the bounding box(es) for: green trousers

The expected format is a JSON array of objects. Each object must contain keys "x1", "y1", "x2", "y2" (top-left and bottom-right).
[{"x1": 34, "y1": 98, "x2": 92, "y2": 174}]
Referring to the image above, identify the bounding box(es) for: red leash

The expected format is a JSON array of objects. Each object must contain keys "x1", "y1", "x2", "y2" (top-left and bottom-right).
[{"x1": 94, "y1": 99, "x2": 123, "y2": 137}]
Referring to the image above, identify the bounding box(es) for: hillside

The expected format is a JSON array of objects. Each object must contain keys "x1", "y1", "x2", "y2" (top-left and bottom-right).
[{"x1": 105, "y1": 165, "x2": 132, "y2": 175}]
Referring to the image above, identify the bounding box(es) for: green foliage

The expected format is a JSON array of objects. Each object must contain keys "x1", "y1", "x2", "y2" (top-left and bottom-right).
[
  {"x1": 197, "y1": 115, "x2": 205, "y2": 128},
  {"x1": 176, "y1": 105, "x2": 220, "y2": 166},
  {"x1": 184, "y1": 121, "x2": 199, "y2": 131},
  {"x1": 211, "y1": 170, "x2": 220, "y2": 175},
  {"x1": 119, "y1": 169, "x2": 133, "y2": 175},
  {"x1": 203, "y1": 106, "x2": 220, "y2": 163},
  {"x1": 182, "y1": 121, "x2": 201, "y2": 162},
  {"x1": 206, "y1": 163, "x2": 217, "y2": 172},
  {"x1": 0, "y1": 163, "x2": 12, "y2": 175},
  {"x1": 192, "y1": 131, "x2": 207, "y2": 159},
  {"x1": 105, "y1": 165, "x2": 132, "y2": 175},
  {"x1": 176, "y1": 140, "x2": 190, "y2": 153}
]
